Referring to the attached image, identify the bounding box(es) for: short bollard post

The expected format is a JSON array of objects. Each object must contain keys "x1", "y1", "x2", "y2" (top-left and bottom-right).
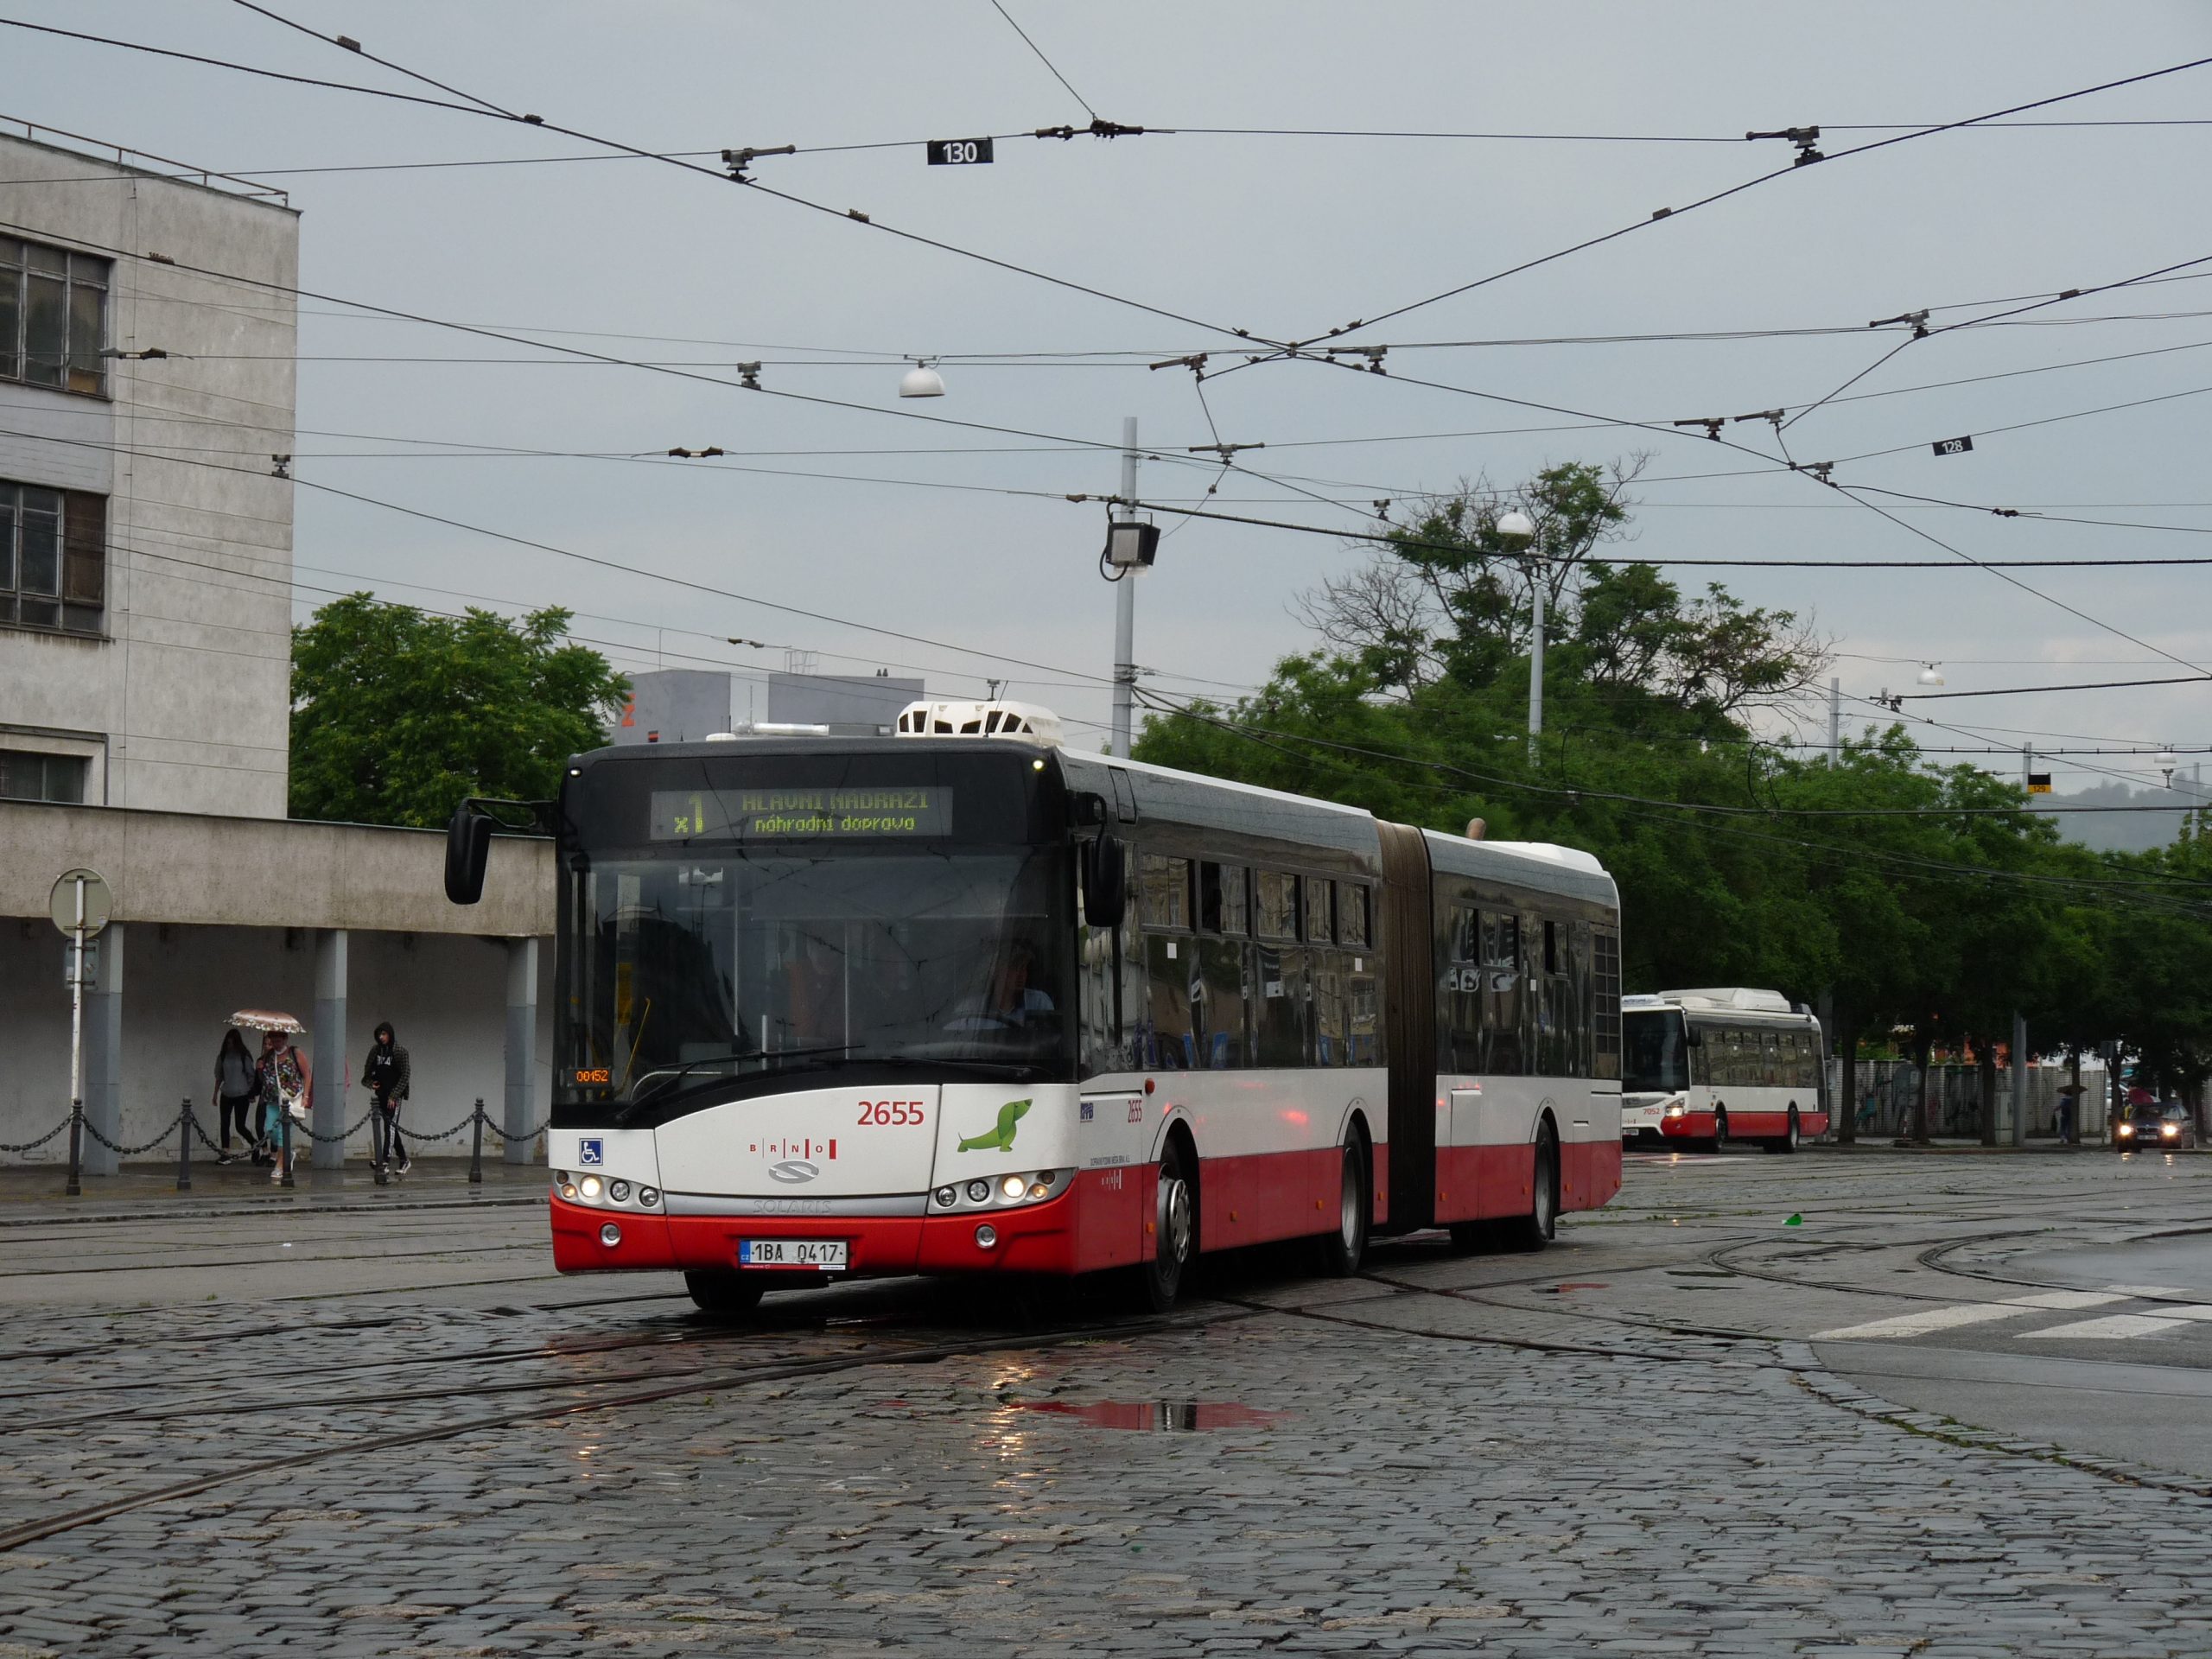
[
  {"x1": 468, "y1": 1098, "x2": 485, "y2": 1185},
  {"x1": 177, "y1": 1097, "x2": 193, "y2": 1192},
  {"x1": 279, "y1": 1108, "x2": 295, "y2": 1190},
  {"x1": 65, "y1": 1099, "x2": 82, "y2": 1198},
  {"x1": 372, "y1": 1100, "x2": 388, "y2": 1187}
]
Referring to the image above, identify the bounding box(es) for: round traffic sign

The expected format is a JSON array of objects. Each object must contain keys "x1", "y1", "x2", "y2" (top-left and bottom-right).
[{"x1": 48, "y1": 868, "x2": 112, "y2": 938}]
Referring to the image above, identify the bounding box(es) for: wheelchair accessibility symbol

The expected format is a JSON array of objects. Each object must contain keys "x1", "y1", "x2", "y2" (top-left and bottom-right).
[{"x1": 578, "y1": 1138, "x2": 604, "y2": 1166}]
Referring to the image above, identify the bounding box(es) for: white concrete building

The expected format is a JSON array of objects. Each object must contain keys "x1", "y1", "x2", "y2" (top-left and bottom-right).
[
  {"x1": 0, "y1": 125, "x2": 555, "y2": 1173},
  {"x1": 1, "y1": 124, "x2": 297, "y2": 816}
]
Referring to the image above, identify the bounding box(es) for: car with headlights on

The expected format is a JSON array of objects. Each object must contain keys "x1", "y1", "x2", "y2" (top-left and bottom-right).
[{"x1": 2115, "y1": 1103, "x2": 2196, "y2": 1151}]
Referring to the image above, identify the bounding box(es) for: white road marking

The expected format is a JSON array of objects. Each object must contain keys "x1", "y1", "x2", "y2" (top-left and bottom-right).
[
  {"x1": 1815, "y1": 1305, "x2": 2040, "y2": 1341},
  {"x1": 2106, "y1": 1284, "x2": 2193, "y2": 1300},
  {"x1": 2020, "y1": 1313, "x2": 2192, "y2": 1341},
  {"x1": 1813, "y1": 1291, "x2": 2127, "y2": 1342},
  {"x1": 2005, "y1": 1289, "x2": 2132, "y2": 1309}
]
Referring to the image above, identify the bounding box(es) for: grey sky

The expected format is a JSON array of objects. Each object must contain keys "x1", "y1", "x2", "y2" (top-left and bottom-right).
[{"x1": 9, "y1": 0, "x2": 2209, "y2": 804}]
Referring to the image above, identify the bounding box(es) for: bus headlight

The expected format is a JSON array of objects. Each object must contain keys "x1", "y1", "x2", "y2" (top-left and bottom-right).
[
  {"x1": 580, "y1": 1175, "x2": 603, "y2": 1199},
  {"x1": 934, "y1": 1185, "x2": 957, "y2": 1208},
  {"x1": 1000, "y1": 1174, "x2": 1027, "y2": 1200},
  {"x1": 638, "y1": 1186, "x2": 659, "y2": 1208},
  {"x1": 966, "y1": 1179, "x2": 990, "y2": 1203},
  {"x1": 558, "y1": 1180, "x2": 578, "y2": 1201},
  {"x1": 609, "y1": 1179, "x2": 632, "y2": 1202}
]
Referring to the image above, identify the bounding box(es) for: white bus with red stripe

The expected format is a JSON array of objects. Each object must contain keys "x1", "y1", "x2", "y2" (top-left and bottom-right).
[
  {"x1": 1619, "y1": 988, "x2": 1827, "y2": 1153},
  {"x1": 448, "y1": 704, "x2": 1623, "y2": 1313}
]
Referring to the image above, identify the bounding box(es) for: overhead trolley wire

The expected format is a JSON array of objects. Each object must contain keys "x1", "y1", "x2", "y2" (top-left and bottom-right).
[
  {"x1": 1319, "y1": 54, "x2": 2212, "y2": 343},
  {"x1": 10, "y1": 10, "x2": 1277, "y2": 350}
]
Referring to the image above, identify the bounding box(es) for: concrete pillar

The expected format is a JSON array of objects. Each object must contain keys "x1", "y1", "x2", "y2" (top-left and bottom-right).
[
  {"x1": 312, "y1": 928, "x2": 348, "y2": 1170},
  {"x1": 81, "y1": 922, "x2": 124, "y2": 1176},
  {"x1": 503, "y1": 937, "x2": 539, "y2": 1165}
]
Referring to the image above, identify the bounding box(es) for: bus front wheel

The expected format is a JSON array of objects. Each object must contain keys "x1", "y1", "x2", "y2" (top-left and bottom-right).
[
  {"x1": 1700, "y1": 1109, "x2": 1730, "y2": 1155},
  {"x1": 684, "y1": 1270, "x2": 766, "y2": 1319},
  {"x1": 1136, "y1": 1137, "x2": 1197, "y2": 1313}
]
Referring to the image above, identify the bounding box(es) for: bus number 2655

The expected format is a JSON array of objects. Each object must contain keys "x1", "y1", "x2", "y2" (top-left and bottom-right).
[{"x1": 859, "y1": 1100, "x2": 927, "y2": 1126}]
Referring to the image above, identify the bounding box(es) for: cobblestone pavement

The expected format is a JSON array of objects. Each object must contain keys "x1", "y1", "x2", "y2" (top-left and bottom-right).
[{"x1": 3, "y1": 1147, "x2": 2210, "y2": 1656}]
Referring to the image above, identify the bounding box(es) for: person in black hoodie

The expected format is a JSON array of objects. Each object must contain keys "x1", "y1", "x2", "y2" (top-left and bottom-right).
[{"x1": 364, "y1": 1022, "x2": 412, "y2": 1176}]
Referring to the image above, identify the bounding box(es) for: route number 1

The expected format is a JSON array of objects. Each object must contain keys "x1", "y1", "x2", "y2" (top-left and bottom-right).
[{"x1": 927, "y1": 137, "x2": 995, "y2": 166}]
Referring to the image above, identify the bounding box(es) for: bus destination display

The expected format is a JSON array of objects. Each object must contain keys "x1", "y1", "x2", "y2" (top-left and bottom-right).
[{"x1": 650, "y1": 786, "x2": 954, "y2": 841}]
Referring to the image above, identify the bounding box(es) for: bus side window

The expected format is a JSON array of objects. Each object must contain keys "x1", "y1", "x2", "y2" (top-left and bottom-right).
[
  {"x1": 1484, "y1": 912, "x2": 1524, "y2": 1076},
  {"x1": 1338, "y1": 883, "x2": 1370, "y2": 950},
  {"x1": 1762, "y1": 1030, "x2": 1781, "y2": 1087},
  {"x1": 1140, "y1": 853, "x2": 1189, "y2": 931},
  {"x1": 1255, "y1": 871, "x2": 1298, "y2": 941},
  {"x1": 1199, "y1": 861, "x2": 1249, "y2": 937},
  {"x1": 1303, "y1": 874, "x2": 1334, "y2": 944}
]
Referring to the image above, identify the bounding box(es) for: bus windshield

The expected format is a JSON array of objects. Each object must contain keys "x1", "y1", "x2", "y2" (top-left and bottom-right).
[
  {"x1": 563, "y1": 848, "x2": 1070, "y2": 1113},
  {"x1": 1623, "y1": 1007, "x2": 1689, "y2": 1095}
]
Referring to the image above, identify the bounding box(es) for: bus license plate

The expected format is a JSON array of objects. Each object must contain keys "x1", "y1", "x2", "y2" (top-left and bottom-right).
[{"x1": 739, "y1": 1238, "x2": 848, "y2": 1270}]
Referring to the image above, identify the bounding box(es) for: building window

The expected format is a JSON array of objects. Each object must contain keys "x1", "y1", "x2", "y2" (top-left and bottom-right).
[
  {"x1": 0, "y1": 237, "x2": 109, "y2": 396},
  {"x1": 0, "y1": 749, "x2": 87, "y2": 803},
  {"x1": 0, "y1": 481, "x2": 105, "y2": 632}
]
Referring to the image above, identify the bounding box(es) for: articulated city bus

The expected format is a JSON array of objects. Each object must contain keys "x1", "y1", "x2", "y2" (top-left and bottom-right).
[
  {"x1": 447, "y1": 702, "x2": 1624, "y2": 1313},
  {"x1": 1619, "y1": 988, "x2": 1827, "y2": 1152}
]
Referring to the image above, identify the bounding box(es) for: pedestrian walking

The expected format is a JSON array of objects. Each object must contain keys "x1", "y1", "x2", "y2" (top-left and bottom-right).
[
  {"x1": 2055, "y1": 1084, "x2": 2080, "y2": 1145},
  {"x1": 212, "y1": 1027, "x2": 260, "y2": 1164},
  {"x1": 364, "y1": 1021, "x2": 412, "y2": 1176},
  {"x1": 257, "y1": 1028, "x2": 313, "y2": 1183}
]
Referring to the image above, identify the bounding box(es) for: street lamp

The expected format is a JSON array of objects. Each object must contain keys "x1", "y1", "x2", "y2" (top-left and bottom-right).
[
  {"x1": 1496, "y1": 511, "x2": 1541, "y2": 760},
  {"x1": 899, "y1": 359, "x2": 945, "y2": 398},
  {"x1": 2158, "y1": 746, "x2": 2178, "y2": 787},
  {"x1": 1917, "y1": 662, "x2": 1946, "y2": 687}
]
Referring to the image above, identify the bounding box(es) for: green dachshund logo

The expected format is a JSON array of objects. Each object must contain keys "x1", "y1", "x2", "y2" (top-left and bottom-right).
[{"x1": 957, "y1": 1098, "x2": 1031, "y2": 1154}]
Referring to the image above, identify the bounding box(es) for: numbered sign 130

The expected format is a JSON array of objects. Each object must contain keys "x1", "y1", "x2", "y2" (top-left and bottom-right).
[{"x1": 927, "y1": 137, "x2": 995, "y2": 166}]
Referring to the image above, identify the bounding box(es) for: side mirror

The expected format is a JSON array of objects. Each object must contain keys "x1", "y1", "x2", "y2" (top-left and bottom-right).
[
  {"x1": 444, "y1": 806, "x2": 493, "y2": 906},
  {"x1": 1684, "y1": 1027, "x2": 1703, "y2": 1048},
  {"x1": 1082, "y1": 834, "x2": 1127, "y2": 930}
]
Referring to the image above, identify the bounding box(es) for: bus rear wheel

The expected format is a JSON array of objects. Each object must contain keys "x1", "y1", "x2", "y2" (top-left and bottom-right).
[
  {"x1": 1766, "y1": 1106, "x2": 1802, "y2": 1154},
  {"x1": 1135, "y1": 1137, "x2": 1197, "y2": 1313},
  {"x1": 1507, "y1": 1123, "x2": 1559, "y2": 1251},
  {"x1": 684, "y1": 1270, "x2": 766, "y2": 1319},
  {"x1": 1316, "y1": 1133, "x2": 1370, "y2": 1276}
]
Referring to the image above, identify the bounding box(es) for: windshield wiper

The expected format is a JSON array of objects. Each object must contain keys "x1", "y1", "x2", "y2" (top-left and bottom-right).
[
  {"x1": 880, "y1": 1055, "x2": 1042, "y2": 1078},
  {"x1": 620, "y1": 1045, "x2": 854, "y2": 1114}
]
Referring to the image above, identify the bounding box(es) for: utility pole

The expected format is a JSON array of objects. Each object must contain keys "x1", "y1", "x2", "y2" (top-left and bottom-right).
[
  {"x1": 1109, "y1": 416, "x2": 1138, "y2": 756},
  {"x1": 2012, "y1": 743, "x2": 2030, "y2": 1147},
  {"x1": 1527, "y1": 577, "x2": 1545, "y2": 764},
  {"x1": 1828, "y1": 677, "x2": 1841, "y2": 766}
]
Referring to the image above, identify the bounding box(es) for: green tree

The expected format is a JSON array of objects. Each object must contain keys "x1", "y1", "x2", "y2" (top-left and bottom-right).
[{"x1": 289, "y1": 594, "x2": 627, "y2": 828}]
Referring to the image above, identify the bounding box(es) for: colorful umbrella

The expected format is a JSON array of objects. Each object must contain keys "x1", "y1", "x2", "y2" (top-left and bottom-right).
[{"x1": 230, "y1": 1008, "x2": 305, "y2": 1034}]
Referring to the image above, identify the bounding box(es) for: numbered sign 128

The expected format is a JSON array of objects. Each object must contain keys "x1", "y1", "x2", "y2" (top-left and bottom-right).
[
  {"x1": 1931, "y1": 435, "x2": 1974, "y2": 456},
  {"x1": 927, "y1": 137, "x2": 995, "y2": 166}
]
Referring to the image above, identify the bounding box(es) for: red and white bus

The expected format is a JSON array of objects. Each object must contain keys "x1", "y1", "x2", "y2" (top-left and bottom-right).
[
  {"x1": 1620, "y1": 988, "x2": 1827, "y2": 1152},
  {"x1": 448, "y1": 702, "x2": 1624, "y2": 1313}
]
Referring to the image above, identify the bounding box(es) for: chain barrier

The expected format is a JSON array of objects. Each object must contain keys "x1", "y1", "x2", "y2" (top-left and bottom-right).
[
  {"x1": 293, "y1": 1109, "x2": 375, "y2": 1146},
  {"x1": 80, "y1": 1107, "x2": 196, "y2": 1159},
  {"x1": 185, "y1": 1107, "x2": 228, "y2": 1157},
  {"x1": 0, "y1": 1116, "x2": 73, "y2": 1155},
  {"x1": 401, "y1": 1107, "x2": 490, "y2": 1144},
  {"x1": 8, "y1": 1102, "x2": 552, "y2": 1164}
]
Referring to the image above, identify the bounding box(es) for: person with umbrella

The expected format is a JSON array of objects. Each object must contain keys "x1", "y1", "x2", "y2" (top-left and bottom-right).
[{"x1": 232, "y1": 1012, "x2": 310, "y2": 1182}]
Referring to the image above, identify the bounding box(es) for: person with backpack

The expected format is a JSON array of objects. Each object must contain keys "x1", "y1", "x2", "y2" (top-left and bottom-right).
[
  {"x1": 212, "y1": 1028, "x2": 260, "y2": 1164},
  {"x1": 364, "y1": 1021, "x2": 412, "y2": 1177}
]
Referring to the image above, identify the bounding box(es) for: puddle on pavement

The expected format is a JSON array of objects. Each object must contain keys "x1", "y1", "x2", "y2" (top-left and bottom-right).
[{"x1": 1009, "y1": 1400, "x2": 1288, "y2": 1432}]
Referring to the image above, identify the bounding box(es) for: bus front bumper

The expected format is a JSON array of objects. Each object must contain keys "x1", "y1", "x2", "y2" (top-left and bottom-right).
[{"x1": 549, "y1": 1185, "x2": 1090, "y2": 1277}]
